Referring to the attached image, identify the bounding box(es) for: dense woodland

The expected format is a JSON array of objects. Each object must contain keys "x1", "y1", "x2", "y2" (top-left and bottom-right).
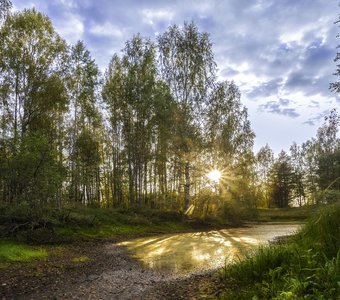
[{"x1": 0, "y1": 3, "x2": 339, "y2": 219}]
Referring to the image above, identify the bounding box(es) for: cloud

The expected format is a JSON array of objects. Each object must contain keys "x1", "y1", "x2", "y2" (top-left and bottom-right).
[
  {"x1": 141, "y1": 8, "x2": 174, "y2": 26},
  {"x1": 303, "y1": 110, "x2": 331, "y2": 126},
  {"x1": 11, "y1": 0, "x2": 339, "y2": 153},
  {"x1": 53, "y1": 13, "x2": 84, "y2": 44},
  {"x1": 259, "y1": 100, "x2": 300, "y2": 118},
  {"x1": 247, "y1": 79, "x2": 283, "y2": 99},
  {"x1": 219, "y1": 66, "x2": 239, "y2": 78},
  {"x1": 57, "y1": 0, "x2": 77, "y2": 9},
  {"x1": 89, "y1": 22, "x2": 124, "y2": 38},
  {"x1": 279, "y1": 98, "x2": 292, "y2": 106},
  {"x1": 308, "y1": 100, "x2": 320, "y2": 108}
]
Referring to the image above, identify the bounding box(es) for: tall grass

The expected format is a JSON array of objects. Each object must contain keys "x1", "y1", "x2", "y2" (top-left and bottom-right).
[{"x1": 220, "y1": 202, "x2": 340, "y2": 299}]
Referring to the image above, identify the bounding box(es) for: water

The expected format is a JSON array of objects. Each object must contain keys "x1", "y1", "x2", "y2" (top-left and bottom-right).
[{"x1": 119, "y1": 224, "x2": 301, "y2": 273}]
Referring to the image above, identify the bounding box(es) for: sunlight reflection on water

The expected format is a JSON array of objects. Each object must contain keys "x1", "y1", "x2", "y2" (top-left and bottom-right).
[{"x1": 118, "y1": 224, "x2": 301, "y2": 273}]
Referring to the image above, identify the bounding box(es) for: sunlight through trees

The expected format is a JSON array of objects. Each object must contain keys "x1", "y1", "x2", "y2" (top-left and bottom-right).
[{"x1": 0, "y1": 6, "x2": 339, "y2": 219}]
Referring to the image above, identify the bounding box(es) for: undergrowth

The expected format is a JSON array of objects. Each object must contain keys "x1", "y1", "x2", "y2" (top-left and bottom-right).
[
  {"x1": 220, "y1": 202, "x2": 340, "y2": 299},
  {"x1": 0, "y1": 203, "x2": 197, "y2": 243}
]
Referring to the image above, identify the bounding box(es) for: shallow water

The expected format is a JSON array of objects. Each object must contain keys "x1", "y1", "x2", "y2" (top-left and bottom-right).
[{"x1": 119, "y1": 224, "x2": 301, "y2": 273}]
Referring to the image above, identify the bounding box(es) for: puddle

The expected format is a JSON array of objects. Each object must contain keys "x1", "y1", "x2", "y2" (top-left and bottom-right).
[{"x1": 118, "y1": 224, "x2": 301, "y2": 273}]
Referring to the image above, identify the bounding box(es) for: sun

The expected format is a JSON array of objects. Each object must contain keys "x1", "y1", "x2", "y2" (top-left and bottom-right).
[{"x1": 207, "y1": 169, "x2": 221, "y2": 183}]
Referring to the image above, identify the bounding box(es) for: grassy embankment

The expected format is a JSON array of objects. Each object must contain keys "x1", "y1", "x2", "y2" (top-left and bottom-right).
[
  {"x1": 220, "y1": 202, "x2": 340, "y2": 299},
  {"x1": 256, "y1": 205, "x2": 316, "y2": 223}
]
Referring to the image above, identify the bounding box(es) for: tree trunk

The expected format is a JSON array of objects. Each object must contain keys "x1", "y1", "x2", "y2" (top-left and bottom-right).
[{"x1": 184, "y1": 161, "x2": 190, "y2": 211}]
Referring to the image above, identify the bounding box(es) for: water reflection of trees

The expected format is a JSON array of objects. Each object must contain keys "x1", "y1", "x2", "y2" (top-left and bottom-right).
[{"x1": 119, "y1": 225, "x2": 299, "y2": 273}]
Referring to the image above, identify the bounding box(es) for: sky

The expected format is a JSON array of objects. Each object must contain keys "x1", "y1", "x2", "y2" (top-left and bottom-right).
[{"x1": 12, "y1": 0, "x2": 340, "y2": 154}]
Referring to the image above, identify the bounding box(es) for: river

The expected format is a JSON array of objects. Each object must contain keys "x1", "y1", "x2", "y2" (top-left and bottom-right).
[{"x1": 119, "y1": 223, "x2": 301, "y2": 273}]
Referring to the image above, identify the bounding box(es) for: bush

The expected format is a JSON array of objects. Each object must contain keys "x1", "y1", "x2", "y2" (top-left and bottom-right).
[
  {"x1": 295, "y1": 202, "x2": 340, "y2": 258},
  {"x1": 316, "y1": 189, "x2": 340, "y2": 204},
  {"x1": 220, "y1": 202, "x2": 340, "y2": 299}
]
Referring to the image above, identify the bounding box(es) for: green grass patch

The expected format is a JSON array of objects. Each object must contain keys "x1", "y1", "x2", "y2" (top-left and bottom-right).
[
  {"x1": 71, "y1": 255, "x2": 90, "y2": 263},
  {"x1": 220, "y1": 203, "x2": 340, "y2": 299},
  {"x1": 0, "y1": 240, "x2": 47, "y2": 263}
]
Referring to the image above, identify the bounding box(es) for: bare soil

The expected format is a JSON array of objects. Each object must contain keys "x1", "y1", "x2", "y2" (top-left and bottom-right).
[{"x1": 0, "y1": 240, "x2": 225, "y2": 300}]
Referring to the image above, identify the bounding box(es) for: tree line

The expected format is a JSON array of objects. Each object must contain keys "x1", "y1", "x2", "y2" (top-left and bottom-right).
[
  {"x1": 0, "y1": 5, "x2": 339, "y2": 217},
  {"x1": 254, "y1": 108, "x2": 339, "y2": 208}
]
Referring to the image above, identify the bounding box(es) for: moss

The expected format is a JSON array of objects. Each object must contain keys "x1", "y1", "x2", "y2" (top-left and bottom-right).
[{"x1": 0, "y1": 240, "x2": 47, "y2": 262}]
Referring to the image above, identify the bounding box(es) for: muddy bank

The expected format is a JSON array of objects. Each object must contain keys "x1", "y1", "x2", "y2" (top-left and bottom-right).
[
  {"x1": 1, "y1": 241, "x2": 222, "y2": 300},
  {"x1": 1, "y1": 224, "x2": 301, "y2": 299}
]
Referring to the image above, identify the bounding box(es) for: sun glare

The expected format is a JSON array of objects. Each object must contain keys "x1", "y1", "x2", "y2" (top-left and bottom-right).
[{"x1": 207, "y1": 169, "x2": 221, "y2": 183}]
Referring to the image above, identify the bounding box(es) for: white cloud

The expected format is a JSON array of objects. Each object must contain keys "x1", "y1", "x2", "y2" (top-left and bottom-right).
[
  {"x1": 58, "y1": 0, "x2": 77, "y2": 9},
  {"x1": 11, "y1": 0, "x2": 339, "y2": 153},
  {"x1": 89, "y1": 22, "x2": 124, "y2": 38},
  {"x1": 13, "y1": 1, "x2": 37, "y2": 11},
  {"x1": 141, "y1": 8, "x2": 174, "y2": 25},
  {"x1": 54, "y1": 13, "x2": 84, "y2": 44}
]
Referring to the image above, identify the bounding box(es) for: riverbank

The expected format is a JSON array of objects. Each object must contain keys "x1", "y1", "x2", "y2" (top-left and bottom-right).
[
  {"x1": 0, "y1": 207, "x2": 229, "y2": 299},
  {"x1": 1, "y1": 223, "x2": 302, "y2": 299},
  {"x1": 0, "y1": 233, "x2": 222, "y2": 299},
  {"x1": 0, "y1": 206, "x2": 313, "y2": 299},
  {"x1": 1, "y1": 241, "x2": 226, "y2": 299}
]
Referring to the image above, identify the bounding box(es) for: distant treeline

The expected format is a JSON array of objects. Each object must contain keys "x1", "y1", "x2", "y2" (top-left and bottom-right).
[{"x1": 0, "y1": 6, "x2": 339, "y2": 217}]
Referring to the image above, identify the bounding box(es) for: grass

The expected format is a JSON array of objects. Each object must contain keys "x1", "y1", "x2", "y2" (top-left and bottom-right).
[
  {"x1": 0, "y1": 240, "x2": 47, "y2": 263},
  {"x1": 53, "y1": 207, "x2": 191, "y2": 239},
  {"x1": 256, "y1": 205, "x2": 315, "y2": 222},
  {"x1": 56, "y1": 221, "x2": 189, "y2": 239},
  {"x1": 219, "y1": 202, "x2": 340, "y2": 299}
]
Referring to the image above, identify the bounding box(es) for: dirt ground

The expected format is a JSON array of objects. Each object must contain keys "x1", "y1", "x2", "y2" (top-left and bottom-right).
[{"x1": 0, "y1": 240, "x2": 225, "y2": 300}]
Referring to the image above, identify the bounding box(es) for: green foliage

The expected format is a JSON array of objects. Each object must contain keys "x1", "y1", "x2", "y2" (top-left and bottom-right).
[
  {"x1": 0, "y1": 203, "x2": 189, "y2": 242},
  {"x1": 316, "y1": 189, "x2": 340, "y2": 205},
  {"x1": 13, "y1": 133, "x2": 66, "y2": 207},
  {"x1": 0, "y1": 0, "x2": 11, "y2": 20},
  {"x1": 52, "y1": 207, "x2": 189, "y2": 239},
  {"x1": 220, "y1": 203, "x2": 340, "y2": 299},
  {"x1": 268, "y1": 151, "x2": 294, "y2": 208},
  {"x1": 189, "y1": 189, "x2": 255, "y2": 225},
  {"x1": 0, "y1": 202, "x2": 70, "y2": 244},
  {"x1": 295, "y1": 203, "x2": 340, "y2": 258},
  {"x1": 0, "y1": 8, "x2": 68, "y2": 209},
  {"x1": 256, "y1": 206, "x2": 314, "y2": 222},
  {"x1": 330, "y1": 16, "x2": 340, "y2": 92},
  {"x1": 158, "y1": 21, "x2": 217, "y2": 210},
  {"x1": 74, "y1": 130, "x2": 101, "y2": 166},
  {"x1": 0, "y1": 4, "x2": 337, "y2": 239}
]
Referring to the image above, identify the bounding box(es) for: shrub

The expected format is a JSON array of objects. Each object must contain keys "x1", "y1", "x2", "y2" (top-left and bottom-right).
[{"x1": 220, "y1": 202, "x2": 340, "y2": 299}]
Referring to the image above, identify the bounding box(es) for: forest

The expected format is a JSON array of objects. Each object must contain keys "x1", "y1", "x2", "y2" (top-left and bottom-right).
[{"x1": 0, "y1": 5, "x2": 339, "y2": 221}]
